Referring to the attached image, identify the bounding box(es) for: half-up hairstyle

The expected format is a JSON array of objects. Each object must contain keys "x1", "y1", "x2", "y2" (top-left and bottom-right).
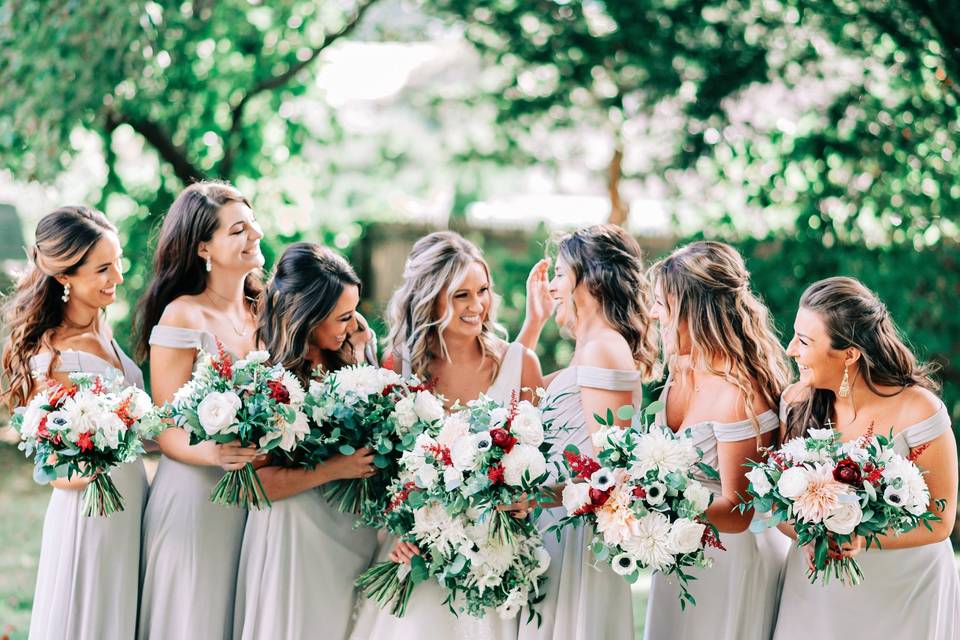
[
  {"x1": 257, "y1": 242, "x2": 362, "y2": 382},
  {"x1": 2, "y1": 206, "x2": 117, "y2": 409},
  {"x1": 134, "y1": 181, "x2": 263, "y2": 361},
  {"x1": 651, "y1": 241, "x2": 792, "y2": 433},
  {"x1": 556, "y1": 224, "x2": 658, "y2": 380},
  {"x1": 386, "y1": 231, "x2": 506, "y2": 381},
  {"x1": 784, "y1": 276, "x2": 939, "y2": 438}
]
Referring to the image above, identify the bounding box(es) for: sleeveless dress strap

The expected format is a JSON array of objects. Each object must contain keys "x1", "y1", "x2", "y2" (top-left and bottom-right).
[
  {"x1": 575, "y1": 366, "x2": 641, "y2": 391},
  {"x1": 900, "y1": 404, "x2": 951, "y2": 448},
  {"x1": 712, "y1": 410, "x2": 779, "y2": 442}
]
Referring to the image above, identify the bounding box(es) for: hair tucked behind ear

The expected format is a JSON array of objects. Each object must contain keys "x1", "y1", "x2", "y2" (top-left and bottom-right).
[
  {"x1": 651, "y1": 241, "x2": 792, "y2": 434},
  {"x1": 257, "y1": 242, "x2": 362, "y2": 382},
  {"x1": 785, "y1": 277, "x2": 939, "y2": 438},
  {"x1": 1, "y1": 206, "x2": 116, "y2": 410},
  {"x1": 556, "y1": 224, "x2": 658, "y2": 380}
]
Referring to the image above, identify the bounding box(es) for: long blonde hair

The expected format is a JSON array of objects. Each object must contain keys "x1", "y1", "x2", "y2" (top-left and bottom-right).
[
  {"x1": 2, "y1": 206, "x2": 117, "y2": 410},
  {"x1": 386, "y1": 231, "x2": 506, "y2": 381},
  {"x1": 650, "y1": 241, "x2": 791, "y2": 432}
]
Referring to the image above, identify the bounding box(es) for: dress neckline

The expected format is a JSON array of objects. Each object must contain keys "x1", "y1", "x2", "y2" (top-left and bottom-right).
[{"x1": 659, "y1": 372, "x2": 776, "y2": 434}]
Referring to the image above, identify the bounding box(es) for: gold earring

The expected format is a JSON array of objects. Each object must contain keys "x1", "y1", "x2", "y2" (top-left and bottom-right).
[{"x1": 838, "y1": 365, "x2": 850, "y2": 398}]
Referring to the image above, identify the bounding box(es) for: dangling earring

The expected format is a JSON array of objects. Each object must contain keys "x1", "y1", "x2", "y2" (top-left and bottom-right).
[
  {"x1": 205, "y1": 256, "x2": 212, "y2": 273},
  {"x1": 838, "y1": 365, "x2": 850, "y2": 398},
  {"x1": 61, "y1": 281, "x2": 71, "y2": 303}
]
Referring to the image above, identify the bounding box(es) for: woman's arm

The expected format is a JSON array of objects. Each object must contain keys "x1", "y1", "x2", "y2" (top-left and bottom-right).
[
  {"x1": 518, "y1": 347, "x2": 544, "y2": 404},
  {"x1": 516, "y1": 259, "x2": 555, "y2": 353},
  {"x1": 709, "y1": 433, "x2": 774, "y2": 533},
  {"x1": 257, "y1": 448, "x2": 375, "y2": 502}
]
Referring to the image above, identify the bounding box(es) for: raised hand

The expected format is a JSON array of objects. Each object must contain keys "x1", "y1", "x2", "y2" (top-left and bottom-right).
[{"x1": 526, "y1": 259, "x2": 556, "y2": 328}]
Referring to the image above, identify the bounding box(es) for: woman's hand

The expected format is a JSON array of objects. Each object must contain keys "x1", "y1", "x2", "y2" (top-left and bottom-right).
[
  {"x1": 838, "y1": 534, "x2": 865, "y2": 558},
  {"x1": 326, "y1": 447, "x2": 376, "y2": 481},
  {"x1": 497, "y1": 492, "x2": 536, "y2": 519},
  {"x1": 389, "y1": 541, "x2": 421, "y2": 565},
  {"x1": 525, "y1": 259, "x2": 555, "y2": 330},
  {"x1": 212, "y1": 441, "x2": 261, "y2": 471}
]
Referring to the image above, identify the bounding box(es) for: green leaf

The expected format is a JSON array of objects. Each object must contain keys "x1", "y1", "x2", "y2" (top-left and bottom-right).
[
  {"x1": 695, "y1": 462, "x2": 720, "y2": 480},
  {"x1": 339, "y1": 444, "x2": 356, "y2": 455},
  {"x1": 616, "y1": 405, "x2": 635, "y2": 421},
  {"x1": 409, "y1": 554, "x2": 430, "y2": 585}
]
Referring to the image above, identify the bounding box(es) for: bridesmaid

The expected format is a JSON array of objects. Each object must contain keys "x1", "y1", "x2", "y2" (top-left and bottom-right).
[
  {"x1": 773, "y1": 277, "x2": 959, "y2": 639},
  {"x1": 136, "y1": 182, "x2": 264, "y2": 640},
  {"x1": 643, "y1": 241, "x2": 793, "y2": 640},
  {"x1": 515, "y1": 224, "x2": 659, "y2": 640},
  {"x1": 350, "y1": 230, "x2": 542, "y2": 640},
  {"x1": 0, "y1": 206, "x2": 147, "y2": 640},
  {"x1": 233, "y1": 242, "x2": 380, "y2": 639}
]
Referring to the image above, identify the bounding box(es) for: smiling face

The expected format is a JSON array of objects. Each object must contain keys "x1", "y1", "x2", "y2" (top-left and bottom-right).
[
  {"x1": 786, "y1": 306, "x2": 851, "y2": 391},
  {"x1": 548, "y1": 257, "x2": 576, "y2": 330},
  {"x1": 310, "y1": 284, "x2": 360, "y2": 352},
  {"x1": 436, "y1": 261, "x2": 491, "y2": 340},
  {"x1": 199, "y1": 201, "x2": 264, "y2": 273},
  {"x1": 59, "y1": 232, "x2": 124, "y2": 310}
]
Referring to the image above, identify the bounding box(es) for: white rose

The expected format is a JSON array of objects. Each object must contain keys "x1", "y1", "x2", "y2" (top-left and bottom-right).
[
  {"x1": 667, "y1": 517, "x2": 706, "y2": 555},
  {"x1": 416, "y1": 463, "x2": 439, "y2": 489},
  {"x1": 197, "y1": 391, "x2": 242, "y2": 436},
  {"x1": 807, "y1": 428, "x2": 835, "y2": 441},
  {"x1": 438, "y1": 413, "x2": 470, "y2": 449},
  {"x1": 414, "y1": 391, "x2": 445, "y2": 423},
  {"x1": 450, "y1": 436, "x2": 480, "y2": 471},
  {"x1": 236, "y1": 350, "x2": 270, "y2": 368},
  {"x1": 745, "y1": 467, "x2": 773, "y2": 497},
  {"x1": 562, "y1": 482, "x2": 592, "y2": 515},
  {"x1": 777, "y1": 466, "x2": 811, "y2": 499},
  {"x1": 502, "y1": 444, "x2": 547, "y2": 486},
  {"x1": 824, "y1": 500, "x2": 863, "y2": 535},
  {"x1": 394, "y1": 396, "x2": 418, "y2": 429},
  {"x1": 443, "y1": 466, "x2": 463, "y2": 490},
  {"x1": 510, "y1": 403, "x2": 544, "y2": 447},
  {"x1": 488, "y1": 407, "x2": 509, "y2": 428},
  {"x1": 17, "y1": 394, "x2": 49, "y2": 439},
  {"x1": 683, "y1": 481, "x2": 712, "y2": 512},
  {"x1": 841, "y1": 441, "x2": 870, "y2": 464},
  {"x1": 94, "y1": 411, "x2": 126, "y2": 450}
]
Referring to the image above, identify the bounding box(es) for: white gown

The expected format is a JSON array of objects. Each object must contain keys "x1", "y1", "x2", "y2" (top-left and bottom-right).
[{"x1": 349, "y1": 342, "x2": 526, "y2": 640}]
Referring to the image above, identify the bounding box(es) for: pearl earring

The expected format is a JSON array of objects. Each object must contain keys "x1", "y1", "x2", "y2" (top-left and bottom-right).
[
  {"x1": 205, "y1": 256, "x2": 212, "y2": 272},
  {"x1": 61, "y1": 281, "x2": 71, "y2": 303}
]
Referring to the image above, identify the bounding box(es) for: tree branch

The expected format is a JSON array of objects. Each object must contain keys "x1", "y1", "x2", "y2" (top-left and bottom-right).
[
  {"x1": 219, "y1": 0, "x2": 379, "y2": 177},
  {"x1": 105, "y1": 108, "x2": 206, "y2": 185}
]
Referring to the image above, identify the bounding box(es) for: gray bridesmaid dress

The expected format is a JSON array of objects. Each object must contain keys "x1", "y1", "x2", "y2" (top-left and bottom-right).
[
  {"x1": 644, "y1": 374, "x2": 786, "y2": 640},
  {"x1": 517, "y1": 365, "x2": 640, "y2": 640},
  {"x1": 772, "y1": 403, "x2": 960, "y2": 640},
  {"x1": 138, "y1": 326, "x2": 248, "y2": 640},
  {"x1": 27, "y1": 344, "x2": 148, "y2": 640}
]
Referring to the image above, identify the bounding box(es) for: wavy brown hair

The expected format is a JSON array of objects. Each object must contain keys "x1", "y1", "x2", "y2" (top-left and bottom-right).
[
  {"x1": 257, "y1": 242, "x2": 363, "y2": 382},
  {"x1": 651, "y1": 240, "x2": 792, "y2": 433},
  {"x1": 555, "y1": 224, "x2": 658, "y2": 380},
  {"x1": 1, "y1": 206, "x2": 117, "y2": 410},
  {"x1": 133, "y1": 181, "x2": 263, "y2": 361},
  {"x1": 386, "y1": 231, "x2": 506, "y2": 381},
  {"x1": 784, "y1": 276, "x2": 940, "y2": 438}
]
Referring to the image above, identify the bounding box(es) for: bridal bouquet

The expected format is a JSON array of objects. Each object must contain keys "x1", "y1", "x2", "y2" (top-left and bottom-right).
[
  {"x1": 355, "y1": 392, "x2": 552, "y2": 623},
  {"x1": 12, "y1": 373, "x2": 162, "y2": 516},
  {"x1": 742, "y1": 424, "x2": 943, "y2": 585},
  {"x1": 166, "y1": 345, "x2": 309, "y2": 510},
  {"x1": 302, "y1": 364, "x2": 445, "y2": 524},
  {"x1": 555, "y1": 401, "x2": 723, "y2": 608}
]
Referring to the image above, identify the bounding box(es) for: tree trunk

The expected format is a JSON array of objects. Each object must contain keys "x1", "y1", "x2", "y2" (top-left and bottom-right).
[{"x1": 607, "y1": 144, "x2": 628, "y2": 226}]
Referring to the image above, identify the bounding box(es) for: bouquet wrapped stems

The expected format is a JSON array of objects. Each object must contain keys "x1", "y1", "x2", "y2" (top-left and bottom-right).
[
  {"x1": 355, "y1": 559, "x2": 421, "y2": 617},
  {"x1": 82, "y1": 470, "x2": 125, "y2": 517},
  {"x1": 211, "y1": 462, "x2": 271, "y2": 510},
  {"x1": 490, "y1": 508, "x2": 529, "y2": 547},
  {"x1": 322, "y1": 476, "x2": 377, "y2": 516}
]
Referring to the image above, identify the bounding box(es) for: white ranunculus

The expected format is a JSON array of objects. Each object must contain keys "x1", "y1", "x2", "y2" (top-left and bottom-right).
[
  {"x1": 414, "y1": 391, "x2": 445, "y2": 423},
  {"x1": 437, "y1": 413, "x2": 471, "y2": 449},
  {"x1": 807, "y1": 427, "x2": 835, "y2": 440},
  {"x1": 242, "y1": 350, "x2": 270, "y2": 366},
  {"x1": 683, "y1": 480, "x2": 712, "y2": 512},
  {"x1": 443, "y1": 466, "x2": 463, "y2": 490},
  {"x1": 94, "y1": 411, "x2": 126, "y2": 450},
  {"x1": 745, "y1": 466, "x2": 773, "y2": 497},
  {"x1": 824, "y1": 499, "x2": 863, "y2": 535},
  {"x1": 416, "y1": 463, "x2": 439, "y2": 490},
  {"x1": 488, "y1": 407, "x2": 509, "y2": 428},
  {"x1": 394, "y1": 396, "x2": 418, "y2": 429},
  {"x1": 502, "y1": 444, "x2": 547, "y2": 486},
  {"x1": 667, "y1": 518, "x2": 706, "y2": 555},
  {"x1": 779, "y1": 438, "x2": 811, "y2": 464},
  {"x1": 450, "y1": 436, "x2": 481, "y2": 471},
  {"x1": 197, "y1": 391, "x2": 242, "y2": 436},
  {"x1": 611, "y1": 552, "x2": 638, "y2": 576},
  {"x1": 562, "y1": 482, "x2": 592, "y2": 515},
  {"x1": 777, "y1": 466, "x2": 811, "y2": 499},
  {"x1": 622, "y1": 511, "x2": 675, "y2": 571},
  {"x1": 510, "y1": 402, "x2": 544, "y2": 447},
  {"x1": 841, "y1": 441, "x2": 870, "y2": 464},
  {"x1": 18, "y1": 394, "x2": 49, "y2": 439}
]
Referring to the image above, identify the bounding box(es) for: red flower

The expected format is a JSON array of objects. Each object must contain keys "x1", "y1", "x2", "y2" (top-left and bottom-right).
[
  {"x1": 563, "y1": 450, "x2": 600, "y2": 480},
  {"x1": 833, "y1": 458, "x2": 863, "y2": 487},
  {"x1": 267, "y1": 379, "x2": 290, "y2": 404},
  {"x1": 589, "y1": 487, "x2": 611, "y2": 505},
  {"x1": 386, "y1": 481, "x2": 418, "y2": 512},
  {"x1": 631, "y1": 486, "x2": 646, "y2": 499},
  {"x1": 425, "y1": 443, "x2": 453, "y2": 467},
  {"x1": 700, "y1": 524, "x2": 726, "y2": 551},
  {"x1": 47, "y1": 381, "x2": 77, "y2": 407},
  {"x1": 907, "y1": 442, "x2": 931, "y2": 462},
  {"x1": 488, "y1": 464, "x2": 505, "y2": 485},
  {"x1": 490, "y1": 428, "x2": 517, "y2": 453},
  {"x1": 37, "y1": 416, "x2": 50, "y2": 440},
  {"x1": 212, "y1": 341, "x2": 233, "y2": 380},
  {"x1": 863, "y1": 462, "x2": 884, "y2": 485},
  {"x1": 115, "y1": 396, "x2": 136, "y2": 427},
  {"x1": 90, "y1": 376, "x2": 105, "y2": 395},
  {"x1": 76, "y1": 432, "x2": 94, "y2": 452}
]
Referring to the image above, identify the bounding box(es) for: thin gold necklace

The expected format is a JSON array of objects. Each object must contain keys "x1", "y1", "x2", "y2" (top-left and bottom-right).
[{"x1": 204, "y1": 290, "x2": 250, "y2": 337}]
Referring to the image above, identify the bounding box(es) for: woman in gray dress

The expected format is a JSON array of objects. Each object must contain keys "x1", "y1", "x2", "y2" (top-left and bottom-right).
[
  {"x1": 233, "y1": 242, "x2": 381, "y2": 640},
  {"x1": 774, "y1": 277, "x2": 959, "y2": 640},
  {"x1": 135, "y1": 182, "x2": 265, "y2": 640},
  {"x1": 515, "y1": 224, "x2": 659, "y2": 640},
  {"x1": 643, "y1": 241, "x2": 793, "y2": 640},
  {"x1": 1, "y1": 206, "x2": 147, "y2": 640}
]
